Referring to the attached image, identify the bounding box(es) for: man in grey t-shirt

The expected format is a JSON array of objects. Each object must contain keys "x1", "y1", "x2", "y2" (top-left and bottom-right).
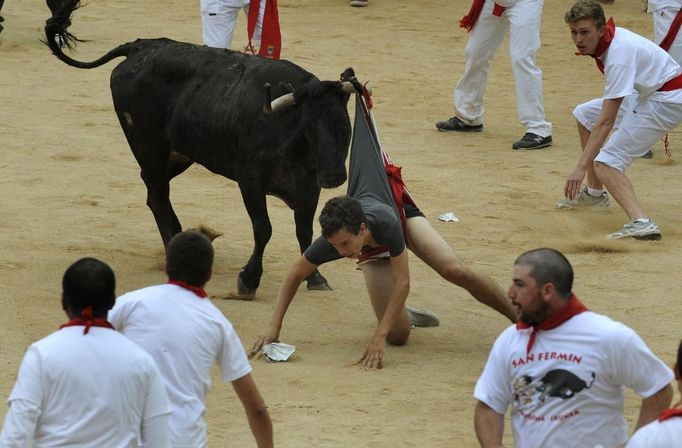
[{"x1": 251, "y1": 94, "x2": 516, "y2": 369}]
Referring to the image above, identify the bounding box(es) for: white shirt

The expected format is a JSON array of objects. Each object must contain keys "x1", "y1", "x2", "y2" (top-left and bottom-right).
[
  {"x1": 474, "y1": 311, "x2": 674, "y2": 448},
  {"x1": 109, "y1": 284, "x2": 252, "y2": 448},
  {"x1": 0, "y1": 326, "x2": 171, "y2": 448},
  {"x1": 648, "y1": 0, "x2": 682, "y2": 13},
  {"x1": 601, "y1": 27, "x2": 682, "y2": 103},
  {"x1": 626, "y1": 413, "x2": 682, "y2": 447}
]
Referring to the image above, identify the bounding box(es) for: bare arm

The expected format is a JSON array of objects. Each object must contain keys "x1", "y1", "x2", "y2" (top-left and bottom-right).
[
  {"x1": 360, "y1": 250, "x2": 410, "y2": 370},
  {"x1": 251, "y1": 255, "x2": 317, "y2": 356},
  {"x1": 232, "y1": 374, "x2": 273, "y2": 448},
  {"x1": 635, "y1": 383, "x2": 673, "y2": 430},
  {"x1": 565, "y1": 97, "x2": 623, "y2": 199},
  {"x1": 474, "y1": 400, "x2": 505, "y2": 448}
]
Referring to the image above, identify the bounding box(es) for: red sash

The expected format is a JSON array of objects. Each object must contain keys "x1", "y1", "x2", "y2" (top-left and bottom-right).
[
  {"x1": 60, "y1": 306, "x2": 114, "y2": 335},
  {"x1": 168, "y1": 280, "x2": 207, "y2": 298},
  {"x1": 516, "y1": 295, "x2": 588, "y2": 354},
  {"x1": 248, "y1": 0, "x2": 281, "y2": 59},
  {"x1": 658, "y1": 73, "x2": 682, "y2": 91},
  {"x1": 460, "y1": 0, "x2": 505, "y2": 32},
  {"x1": 659, "y1": 8, "x2": 682, "y2": 51}
]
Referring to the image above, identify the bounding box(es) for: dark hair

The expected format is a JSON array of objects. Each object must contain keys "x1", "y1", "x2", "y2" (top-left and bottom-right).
[
  {"x1": 62, "y1": 257, "x2": 116, "y2": 315},
  {"x1": 677, "y1": 339, "x2": 682, "y2": 372},
  {"x1": 515, "y1": 248, "x2": 574, "y2": 298},
  {"x1": 319, "y1": 196, "x2": 365, "y2": 238},
  {"x1": 565, "y1": 0, "x2": 606, "y2": 28},
  {"x1": 166, "y1": 231, "x2": 214, "y2": 286}
]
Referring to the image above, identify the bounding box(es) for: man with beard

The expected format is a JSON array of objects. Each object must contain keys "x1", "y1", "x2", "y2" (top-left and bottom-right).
[{"x1": 474, "y1": 248, "x2": 673, "y2": 447}]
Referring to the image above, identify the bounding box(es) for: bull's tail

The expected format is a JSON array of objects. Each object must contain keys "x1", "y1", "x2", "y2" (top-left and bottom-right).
[{"x1": 43, "y1": 0, "x2": 132, "y2": 69}]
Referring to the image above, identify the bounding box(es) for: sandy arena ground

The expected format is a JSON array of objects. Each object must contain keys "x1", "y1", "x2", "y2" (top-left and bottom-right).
[{"x1": 1, "y1": 0, "x2": 680, "y2": 446}]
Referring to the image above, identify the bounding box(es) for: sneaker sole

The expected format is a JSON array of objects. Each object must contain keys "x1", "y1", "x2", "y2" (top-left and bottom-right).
[
  {"x1": 512, "y1": 142, "x2": 552, "y2": 150},
  {"x1": 436, "y1": 126, "x2": 483, "y2": 133},
  {"x1": 633, "y1": 233, "x2": 662, "y2": 241}
]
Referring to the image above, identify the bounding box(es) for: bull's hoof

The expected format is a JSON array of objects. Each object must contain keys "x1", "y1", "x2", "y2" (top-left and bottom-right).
[
  {"x1": 306, "y1": 271, "x2": 333, "y2": 291},
  {"x1": 237, "y1": 273, "x2": 257, "y2": 296}
]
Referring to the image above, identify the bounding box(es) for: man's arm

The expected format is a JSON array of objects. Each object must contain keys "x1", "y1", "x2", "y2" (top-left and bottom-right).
[
  {"x1": 251, "y1": 255, "x2": 317, "y2": 356},
  {"x1": 565, "y1": 96, "x2": 623, "y2": 199},
  {"x1": 360, "y1": 250, "x2": 410, "y2": 370},
  {"x1": 635, "y1": 383, "x2": 673, "y2": 430},
  {"x1": 232, "y1": 373, "x2": 273, "y2": 448},
  {"x1": 474, "y1": 400, "x2": 505, "y2": 448}
]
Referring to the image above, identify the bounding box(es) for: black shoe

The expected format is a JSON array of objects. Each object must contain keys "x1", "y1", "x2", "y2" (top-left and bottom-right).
[
  {"x1": 640, "y1": 150, "x2": 654, "y2": 159},
  {"x1": 436, "y1": 116, "x2": 483, "y2": 132},
  {"x1": 512, "y1": 133, "x2": 552, "y2": 150}
]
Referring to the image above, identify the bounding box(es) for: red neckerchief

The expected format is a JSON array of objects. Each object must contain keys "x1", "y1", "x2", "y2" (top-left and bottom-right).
[
  {"x1": 659, "y1": 403, "x2": 682, "y2": 422},
  {"x1": 60, "y1": 306, "x2": 114, "y2": 335},
  {"x1": 167, "y1": 280, "x2": 207, "y2": 298},
  {"x1": 576, "y1": 18, "x2": 615, "y2": 74},
  {"x1": 247, "y1": 0, "x2": 281, "y2": 59},
  {"x1": 516, "y1": 294, "x2": 588, "y2": 354}
]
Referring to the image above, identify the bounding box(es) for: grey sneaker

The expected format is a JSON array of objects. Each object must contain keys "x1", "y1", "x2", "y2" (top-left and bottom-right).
[
  {"x1": 512, "y1": 133, "x2": 552, "y2": 150},
  {"x1": 606, "y1": 219, "x2": 662, "y2": 240},
  {"x1": 436, "y1": 116, "x2": 483, "y2": 132},
  {"x1": 556, "y1": 186, "x2": 611, "y2": 210},
  {"x1": 350, "y1": 0, "x2": 368, "y2": 6},
  {"x1": 406, "y1": 305, "x2": 440, "y2": 328}
]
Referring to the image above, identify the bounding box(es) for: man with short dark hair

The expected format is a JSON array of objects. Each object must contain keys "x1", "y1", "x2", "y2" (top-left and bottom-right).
[
  {"x1": 474, "y1": 248, "x2": 674, "y2": 447},
  {"x1": 627, "y1": 339, "x2": 682, "y2": 447},
  {"x1": 0, "y1": 258, "x2": 172, "y2": 447},
  {"x1": 109, "y1": 231, "x2": 273, "y2": 448},
  {"x1": 252, "y1": 92, "x2": 517, "y2": 370}
]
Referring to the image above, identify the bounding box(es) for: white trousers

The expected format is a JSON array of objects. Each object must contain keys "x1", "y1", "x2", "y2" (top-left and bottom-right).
[
  {"x1": 454, "y1": 0, "x2": 551, "y2": 137},
  {"x1": 200, "y1": 0, "x2": 264, "y2": 50},
  {"x1": 574, "y1": 97, "x2": 682, "y2": 172},
  {"x1": 652, "y1": 6, "x2": 682, "y2": 65}
]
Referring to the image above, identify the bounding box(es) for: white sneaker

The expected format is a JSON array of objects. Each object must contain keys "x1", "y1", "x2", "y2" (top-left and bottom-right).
[
  {"x1": 556, "y1": 186, "x2": 610, "y2": 210},
  {"x1": 350, "y1": 0, "x2": 368, "y2": 6},
  {"x1": 606, "y1": 219, "x2": 662, "y2": 240}
]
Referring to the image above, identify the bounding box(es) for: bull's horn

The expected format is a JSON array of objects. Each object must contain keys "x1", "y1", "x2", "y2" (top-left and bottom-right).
[
  {"x1": 267, "y1": 92, "x2": 296, "y2": 113},
  {"x1": 341, "y1": 81, "x2": 372, "y2": 96}
]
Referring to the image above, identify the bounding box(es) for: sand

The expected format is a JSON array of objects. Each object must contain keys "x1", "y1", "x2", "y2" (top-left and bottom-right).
[{"x1": 0, "y1": 0, "x2": 679, "y2": 446}]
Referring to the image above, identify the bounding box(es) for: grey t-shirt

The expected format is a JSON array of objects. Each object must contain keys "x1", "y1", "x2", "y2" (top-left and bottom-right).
[{"x1": 303, "y1": 195, "x2": 405, "y2": 266}]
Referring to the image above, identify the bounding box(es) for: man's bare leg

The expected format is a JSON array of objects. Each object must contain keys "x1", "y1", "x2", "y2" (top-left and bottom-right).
[
  {"x1": 406, "y1": 217, "x2": 516, "y2": 323},
  {"x1": 361, "y1": 260, "x2": 412, "y2": 345},
  {"x1": 593, "y1": 162, "x2": 647, "y2": 219}
]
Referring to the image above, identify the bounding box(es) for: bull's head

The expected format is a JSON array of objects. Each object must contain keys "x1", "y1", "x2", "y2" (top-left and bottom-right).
[{"x1": 265, "y1": 80, "x2": 360, "y2": 189}]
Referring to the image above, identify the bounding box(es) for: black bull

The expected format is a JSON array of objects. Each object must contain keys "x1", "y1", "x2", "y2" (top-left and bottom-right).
[{"x1": 45, "y1": 1, "x2": 354, "y2": 294}]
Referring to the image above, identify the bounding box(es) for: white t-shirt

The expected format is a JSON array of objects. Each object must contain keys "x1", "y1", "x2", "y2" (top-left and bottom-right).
[
  {"x1": 626, "y1": 413, "x2": 682, "y2": 447},
  {"x1": 109, "y1": 284, "x2": 252, "y2": 448},
  {"x1": 0, "y1": 326, "x2": 171, "y2": 448},
  {"x1": 601, "y1": 27, "x2": 682, "y2": 103},
  {"x1": 474, "y1": 312, "x2": 674, "y2": 448}
]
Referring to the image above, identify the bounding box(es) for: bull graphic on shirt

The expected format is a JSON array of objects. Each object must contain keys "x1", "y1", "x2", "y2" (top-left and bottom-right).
[{"x1": 513, "y1": 369, "x2": 596, "y2": 413}]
